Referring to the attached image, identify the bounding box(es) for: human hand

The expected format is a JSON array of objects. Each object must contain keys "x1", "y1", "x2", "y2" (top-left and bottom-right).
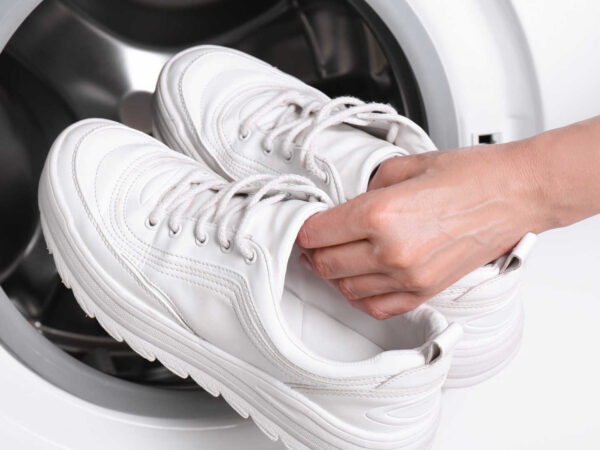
[{"x1": 297, "y1": 142, "x2": 550, "y2": 319}]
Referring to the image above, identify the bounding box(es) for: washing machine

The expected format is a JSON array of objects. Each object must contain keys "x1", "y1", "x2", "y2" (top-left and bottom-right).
[{"x1": 1, "y1": 1, "x2": 599, "y2": 449}]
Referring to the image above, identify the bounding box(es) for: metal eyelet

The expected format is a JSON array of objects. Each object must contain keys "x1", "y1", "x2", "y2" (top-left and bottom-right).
[
  {"x1": 145, "y1": 217, "x2": 157, "y2": 229},
  {"x1": 220, "y1": 239, "x2": 232, "y2": 253},
  {"x1": 195, "y1": 233, "x2": 208, "y2": 246},
  {"x1": 168, "y1": 226, "x2": 181, "y2": 237},
  {"x1": 239, "y1": 129, "x2": 252, "y2": 141},
  {"x1": 245, "y1": 251, "x2": 257, "y2": 265}
]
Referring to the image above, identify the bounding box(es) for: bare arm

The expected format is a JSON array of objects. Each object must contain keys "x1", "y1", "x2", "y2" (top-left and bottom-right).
[{"x1": 297, "y1": 116, "x2": 600, "y2": 319}]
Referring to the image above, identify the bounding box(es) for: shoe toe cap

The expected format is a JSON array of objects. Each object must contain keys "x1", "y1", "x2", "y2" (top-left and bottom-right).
[{"x1": 45, "y1": 119, "x2": 164, "y2": 217}]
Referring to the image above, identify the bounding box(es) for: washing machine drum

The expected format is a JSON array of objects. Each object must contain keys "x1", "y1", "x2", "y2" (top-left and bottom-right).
[{"x1": 0, "y1": 0, "x2": 426, "y2": 448}]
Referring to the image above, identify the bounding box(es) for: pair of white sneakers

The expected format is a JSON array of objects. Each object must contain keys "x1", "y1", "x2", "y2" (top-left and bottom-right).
[{"x1": 39, "y1": 46, "x2": 536, "y2": 449}]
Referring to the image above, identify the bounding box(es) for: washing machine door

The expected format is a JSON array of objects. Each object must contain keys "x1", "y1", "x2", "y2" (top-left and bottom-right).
[
  {"x1": 0, "y1": 1, "x2": 427, "y2": 448},
  {"x1": 0, "y1": 290, "x2": 278, "y2": 449},
  {"x1": 367, "y1": 0, "x2": 545, "y2": 148}
]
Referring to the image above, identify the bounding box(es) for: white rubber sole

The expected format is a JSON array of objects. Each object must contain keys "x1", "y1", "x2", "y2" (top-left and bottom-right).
[
  {"x1": 38, "y1": 156, "x2": 439, "y2": 450},
  {"x1": 439, "y1": 295, "x2": 525, "y2": 389}
]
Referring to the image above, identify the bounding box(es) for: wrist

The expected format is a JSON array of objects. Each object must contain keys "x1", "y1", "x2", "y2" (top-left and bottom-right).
[
  {"x1": 526, "y1": 120, "x2": 600, "y2": 230},
  {"x1": 498, "y1": 136, "x2": 561, "y2": 234}
]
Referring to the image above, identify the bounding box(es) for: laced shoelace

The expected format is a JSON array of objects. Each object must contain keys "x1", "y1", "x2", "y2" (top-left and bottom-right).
[
  {"x1": 146, "y1": 171, "x2": 333, "y2": 261},
  {"x1": 239, "y1": 92, "x2": 416, "y2": 183}
]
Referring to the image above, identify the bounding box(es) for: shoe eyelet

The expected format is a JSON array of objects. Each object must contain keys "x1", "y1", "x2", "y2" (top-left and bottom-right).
[
  {"x1": 323, "y1": 172, "x2": 330, "y2": 185},
  {"x1": 245, "y1": 251, "x2": 257, "y2": 265},
  {"x1": 195, "y1": 233, "x2": 209, "y2": 246},
  {"x1": 168, "y1": 226, "x2": 181, "y2": 237},
  {"x1": 145, "y1": 217, "x2": 157, "y2": 229},
  {"x1": 283, "y1": 152, "x2": 294, "y2": 163},
  {"x1": 263, "y1": 147, "x2": 272, "y2": 156},
  {"x1": 220, "y1": 240, "x2": 232, "y2": 253},
  {"x1": 239, "y1": 129, "x2": 252, "y2": 141}
]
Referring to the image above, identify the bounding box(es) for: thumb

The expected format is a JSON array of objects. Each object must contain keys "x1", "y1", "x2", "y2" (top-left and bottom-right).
[{"x1": 368, "y1": 154, "x2": 426, "y2": 190}]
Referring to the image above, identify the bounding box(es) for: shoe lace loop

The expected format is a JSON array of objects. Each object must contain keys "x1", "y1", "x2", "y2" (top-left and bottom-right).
[
  {"x1": 239, "y1": 93, "x2": 414, "y2": 182},
  {"x1": 148, "y1": 171, "x2": 333, "y2": 260}
]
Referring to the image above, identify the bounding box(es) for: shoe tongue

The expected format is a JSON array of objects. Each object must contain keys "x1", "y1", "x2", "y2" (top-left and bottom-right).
[
  {"x1": 311, "y1": 121, "x2": 437, "y2": 202},
  {"x1": 311, "y1": 125, "x2": 405, "y2": 201}
]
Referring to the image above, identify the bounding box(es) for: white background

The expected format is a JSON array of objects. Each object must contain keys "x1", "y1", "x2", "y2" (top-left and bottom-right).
[{"x1": 434, "y1": 216, "x2": 600, "y2": 449}]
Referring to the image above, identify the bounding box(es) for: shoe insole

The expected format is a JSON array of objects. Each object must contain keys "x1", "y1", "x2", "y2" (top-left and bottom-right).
[{"x1": 281, "y1": 288, "x2": 383, "y2": 362}]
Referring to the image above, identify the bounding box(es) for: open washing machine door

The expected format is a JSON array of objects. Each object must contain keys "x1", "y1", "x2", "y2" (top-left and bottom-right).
[
  {"x1": 0, "y1": 1, "x2": 426, "y2": 448},
  {"x1": 1, "y1": 1, "x2": 598, "y2": 449}
]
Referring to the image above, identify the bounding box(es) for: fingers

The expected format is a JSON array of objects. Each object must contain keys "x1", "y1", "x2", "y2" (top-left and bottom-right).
[
  {"x1": 336, "y1": 273, "x2": 401, "y2": 300},
  {"x1": 336, "y1": 238, "x2": 497, "y2": 319},
  {"x1": 297, "y1": 196, "x2": 371, "y2": 248},
  {"x1": 349, "y1": 292, "x2": 427, "y2": 320},
  {"x1": 298, "y1": 153, "x2": 434, "y2": 248},
  {"x1": 368, "y1": 154, "x2": 427, "y2": 191},
  {"x1": 301, "y1": 240, "x2": 380, "y2": 279}
]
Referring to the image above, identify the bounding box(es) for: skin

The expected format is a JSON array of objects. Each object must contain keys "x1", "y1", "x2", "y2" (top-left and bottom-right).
[{"x1": 297, "y1": 116, "x2": 600, "y2": 320}]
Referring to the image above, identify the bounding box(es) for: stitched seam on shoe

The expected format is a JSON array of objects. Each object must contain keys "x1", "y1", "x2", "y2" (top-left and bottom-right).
[
  {"x1": 100, "y1": 148, "x2": 192, "y2": 324},
  {"x1": 111, "y1": 156, "x2": 388, "y2": 386},
  {"x1": 290, "y1": 374, "x2": 444, "y2": 398},
  {"x1": 214, "y1": 83, "x2": 285, "y2": 176},
  {"x1": 70, "y1": 125, "x2": 185, "y2": 324},
  {"x1": 429, "y1": 288, "x2": 520, "y2": 310},
  {"x1": 174, "y1": 48, "x2": 303, "y2": 171},
  {"x1": 176, "y1": 55, "x2": 286, "y2": 177},
  {"x1": 215, "y1": 84, "x2": 343, "y2": 203}
]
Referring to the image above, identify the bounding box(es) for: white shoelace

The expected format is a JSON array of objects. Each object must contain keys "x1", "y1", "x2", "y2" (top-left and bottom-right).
[
  {"x1": 239, "y1": 92, "x2": 415, "y2": 182},
  {"x1": 147, "y1": 171, "x2": 333, "y2": 261}
]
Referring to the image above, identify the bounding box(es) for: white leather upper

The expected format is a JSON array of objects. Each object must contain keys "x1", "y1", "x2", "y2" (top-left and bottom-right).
[
  {"x1": 40, "y1": 119, "x2": 467, "y2": 443},
  {"x1": 154, "y1": 45, "x2": 436, "y2": 204},
  {"x1": 44, "y1": 119, "x2": 458, "y2": 389}
]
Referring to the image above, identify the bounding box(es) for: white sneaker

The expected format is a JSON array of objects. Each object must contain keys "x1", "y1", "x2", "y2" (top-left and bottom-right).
[
  {"x1": 427, "y1": 236, "x2": 535, "y2": 387},
  {"x1": 39, "y1": 119, "x2": 462, "y2": 449},
  {"x1": 152, "y1": 45, "x2": 537, "y2": 388}
]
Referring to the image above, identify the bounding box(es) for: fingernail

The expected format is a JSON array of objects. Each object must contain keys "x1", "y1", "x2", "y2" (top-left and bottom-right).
[
  {"x1": 296, "y1": 225, "x2": 309, "y2": 248},
  {"x1": 299, "y1": 253, "x2": 313, "y2": 271}
]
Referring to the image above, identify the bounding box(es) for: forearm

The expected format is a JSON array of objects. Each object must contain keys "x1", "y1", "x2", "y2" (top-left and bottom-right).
[
  {"x1": 516, "y1": 116, "x2": 600, "y2": 231},
  {"x1": 298, "y1": 115, "x2": 600, "y2": 318}
]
